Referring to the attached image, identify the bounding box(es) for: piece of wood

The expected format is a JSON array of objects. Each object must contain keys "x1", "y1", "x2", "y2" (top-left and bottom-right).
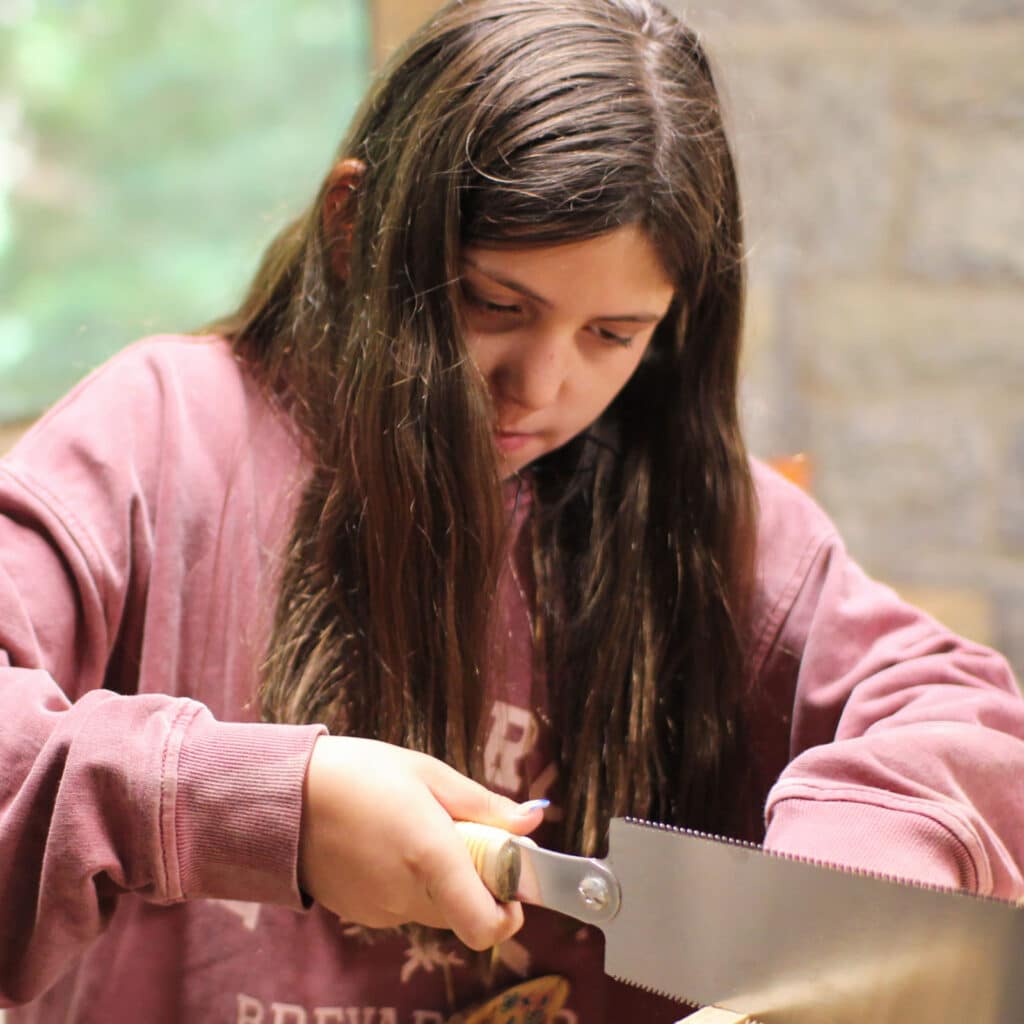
[{"x1": 681, "y1": 1008, "x2": 754, "y2": 1024}]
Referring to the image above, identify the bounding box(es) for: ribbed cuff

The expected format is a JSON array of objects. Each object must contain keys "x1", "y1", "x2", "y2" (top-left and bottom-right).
[
  {"x1": 168, "y1": 705, "x2": 326, "y2": 907},
  {"x1": 764, "y1": 788, "x2": 983, "y2": 893}
]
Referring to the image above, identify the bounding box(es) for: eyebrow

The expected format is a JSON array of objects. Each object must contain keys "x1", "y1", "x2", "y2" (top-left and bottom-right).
[{"x1": 464, "y1": 258, "x2": 665, "y2": 323}]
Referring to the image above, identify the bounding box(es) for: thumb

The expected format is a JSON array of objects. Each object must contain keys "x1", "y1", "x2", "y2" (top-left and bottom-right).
[{"x1": 418, "y1": 756, "x2": 547, "y2": 836}]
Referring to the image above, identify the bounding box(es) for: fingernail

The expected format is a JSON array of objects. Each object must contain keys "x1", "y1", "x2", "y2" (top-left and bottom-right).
[{"x1": 516, "y1": 799, "x2": 550, "y2": 814}]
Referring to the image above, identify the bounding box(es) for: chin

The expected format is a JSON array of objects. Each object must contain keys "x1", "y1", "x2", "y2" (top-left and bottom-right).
[{"x1": 500, "y1": 458, "x2": 530, "y2": 479}]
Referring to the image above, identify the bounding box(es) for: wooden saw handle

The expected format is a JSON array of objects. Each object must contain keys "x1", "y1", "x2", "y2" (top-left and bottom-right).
[{"x1": 455, "y1": 821, "x2": 525, "y2": 902}]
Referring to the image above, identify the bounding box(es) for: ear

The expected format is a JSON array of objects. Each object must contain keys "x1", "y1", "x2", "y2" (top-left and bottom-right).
[{"x1": 322, "y1": 157, "x2": 367, "y2": 282}]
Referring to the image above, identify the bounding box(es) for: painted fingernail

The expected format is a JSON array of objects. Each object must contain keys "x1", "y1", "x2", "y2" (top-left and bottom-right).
[{"x1": 517, "y1": 799, "x2": 550, "y2": 814}]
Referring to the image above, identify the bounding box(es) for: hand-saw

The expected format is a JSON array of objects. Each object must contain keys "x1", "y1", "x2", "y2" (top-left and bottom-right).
[{"x1": 457, "y1": 818, "x2": 1024, "y2": 1023}]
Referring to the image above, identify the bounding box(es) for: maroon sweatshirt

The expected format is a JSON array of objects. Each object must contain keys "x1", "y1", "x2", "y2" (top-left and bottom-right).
[{"x1": 1, "y1": 337, "x2": 1022, "y2": 1022}]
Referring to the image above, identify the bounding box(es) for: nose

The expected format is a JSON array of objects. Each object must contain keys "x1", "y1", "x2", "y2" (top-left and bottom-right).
[{"x1": 488, "y1": 328, "x2": 571, "y2": 414}]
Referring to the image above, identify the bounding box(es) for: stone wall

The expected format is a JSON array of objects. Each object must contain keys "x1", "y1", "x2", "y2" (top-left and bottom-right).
[{"x1": 673, "y1": 4, "x2": 1024, "y2": 679}]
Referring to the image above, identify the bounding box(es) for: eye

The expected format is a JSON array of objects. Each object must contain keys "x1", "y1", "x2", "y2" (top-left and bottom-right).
[
  {"x1": 591, "y1": 325, "x2": 635, "y2": 347},
  {"x1": 462, "y1": 284, "x2": 522, "y2": 316},
  {"x1": 478, "y1": 298, "x2": 522, "y2": 315}
]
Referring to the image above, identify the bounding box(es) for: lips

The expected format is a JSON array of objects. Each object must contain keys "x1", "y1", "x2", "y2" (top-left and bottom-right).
[{"x1": 494, "y1": 428, "x2": 535, "y2": 453}]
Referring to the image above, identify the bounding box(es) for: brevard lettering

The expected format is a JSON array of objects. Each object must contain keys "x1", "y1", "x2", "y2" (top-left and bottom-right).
[
  {"x1": 236, "y1": 996, "x2": 578, "y2": 1024},
  {"x1": 236, "y1": 995, "x2": 441, "y2": 1023}
]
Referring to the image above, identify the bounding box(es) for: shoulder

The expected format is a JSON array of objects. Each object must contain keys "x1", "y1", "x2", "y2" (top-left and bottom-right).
[
  {"x1": 2, "y1": 335, "x2": 304, "y2": 558},
  {"x1": 747, "y1": 458, "x2": 843, "y2": 672},
  {"x1": 751, "y1": 457, "x2": 837, "y2": 555},
  {"x1": 8, "y1": 334, "x2": 294, "y2": 478},
  {"x1": 22, "y1": 334, "x2": 252, "y2": 438}
]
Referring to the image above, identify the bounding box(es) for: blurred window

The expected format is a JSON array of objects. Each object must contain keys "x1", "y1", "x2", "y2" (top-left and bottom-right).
[{"x1": 0, "y1": 0, "x2": 370, "y2": 421}]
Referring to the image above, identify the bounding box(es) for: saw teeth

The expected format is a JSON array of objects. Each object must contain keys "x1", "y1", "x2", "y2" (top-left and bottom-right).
[{"x1": 605, "y1": 972, "x2": 767, "y2": 1024}]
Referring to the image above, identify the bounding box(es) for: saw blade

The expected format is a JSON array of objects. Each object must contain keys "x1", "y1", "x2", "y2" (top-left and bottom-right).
[{"x1": 602, "y1": 818, "x2": 1024, "y2": 1023}]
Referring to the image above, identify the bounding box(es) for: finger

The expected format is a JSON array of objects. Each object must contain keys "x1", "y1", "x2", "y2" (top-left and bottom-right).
[
  {"x1": 416, "y1": 837, "x2": 524, "y2": 950},
  {"x1": 492, "y1": 896, "x2": 525, "y2": 943},
  {"x1": 337, "y1": 899, "x2": 452, "y2": 934},
  {"x1": 407, "y1": 891, "x2": 521, "y2": 939},
  {"x1": 416, "y1": 755, "x2": 545, "y2": 835},
  {"x1": 406, "y1": 877, "x2": 503, "y2": 934}
]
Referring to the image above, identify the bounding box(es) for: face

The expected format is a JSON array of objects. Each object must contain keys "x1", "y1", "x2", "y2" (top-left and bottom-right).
[{"x1": 460, "y1": 224, "x2": 676, "y2": 477}]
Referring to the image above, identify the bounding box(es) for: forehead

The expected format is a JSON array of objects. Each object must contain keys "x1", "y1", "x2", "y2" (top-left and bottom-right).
[{"x1": 463, "y1": 225, "x2": 675, "y2": 306}]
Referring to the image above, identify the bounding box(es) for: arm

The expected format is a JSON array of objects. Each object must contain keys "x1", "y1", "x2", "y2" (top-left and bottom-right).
[
  {"x1": 761, "y1": 521, "x2": 1024, "y2": 898},
  {"x1": 0, "y1": 576, "x2": 530, "y2": 1006},
  {"x1": 0, "y1": 340, "x2": 540, "y2": 1005},
  {"x1": 0, "y1": 459, "x2": 324, "y2": 1005}
]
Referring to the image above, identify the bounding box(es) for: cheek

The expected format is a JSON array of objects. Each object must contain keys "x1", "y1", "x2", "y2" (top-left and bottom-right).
[
  {"x1": 597, "y1": 351, "x2": 649, "y2": 402},
  {"x1": 461, "y1": 330, "x2": 493, "y2": 373}
]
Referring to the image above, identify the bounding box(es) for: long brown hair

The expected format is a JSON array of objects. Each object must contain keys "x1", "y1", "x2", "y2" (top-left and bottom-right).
[{"x1": 213, "y1": 0, "x2": 758, "y2": 854}]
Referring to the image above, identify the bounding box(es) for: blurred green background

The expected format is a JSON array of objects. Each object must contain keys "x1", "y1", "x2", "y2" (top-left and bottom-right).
[{"x1": 0, "y1": 0, "x2": 370, "y2": 422}]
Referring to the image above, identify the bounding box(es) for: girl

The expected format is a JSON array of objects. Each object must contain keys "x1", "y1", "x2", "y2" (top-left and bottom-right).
[{"x1": 2, "y1": 0, "x2": 1022, "y2": 1021}]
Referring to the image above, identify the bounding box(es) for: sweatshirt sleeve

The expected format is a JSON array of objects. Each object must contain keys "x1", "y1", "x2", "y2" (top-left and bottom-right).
[
  {"x1": 760, "y1": 507, "x2": 1024, "y2": 900},
  {"x1": 0, "y1": 340, "x2": 325, "y2": 1006}
]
